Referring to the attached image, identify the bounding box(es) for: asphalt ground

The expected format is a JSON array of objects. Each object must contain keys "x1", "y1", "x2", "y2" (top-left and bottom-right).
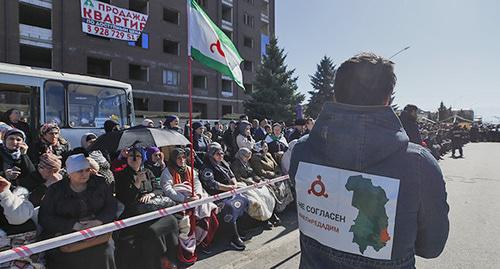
[{"x1": 192, "y1": 143, "x2": 500, "y2": 269}]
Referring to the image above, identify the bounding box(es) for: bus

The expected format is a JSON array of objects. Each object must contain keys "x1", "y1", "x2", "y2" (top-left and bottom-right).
[{"x1": 0, "y1": 63, "x2": 135, "y2": 147}]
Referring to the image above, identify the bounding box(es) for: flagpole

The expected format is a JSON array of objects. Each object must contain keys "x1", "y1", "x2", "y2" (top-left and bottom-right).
[{"x1": 187, "y1": 0, "x2": 195, "y2": 197}]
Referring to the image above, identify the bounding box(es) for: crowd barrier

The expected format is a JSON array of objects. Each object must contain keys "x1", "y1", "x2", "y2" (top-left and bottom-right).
[{"x1": 0, "y1": 175, "x2": 289, "y2": 264}]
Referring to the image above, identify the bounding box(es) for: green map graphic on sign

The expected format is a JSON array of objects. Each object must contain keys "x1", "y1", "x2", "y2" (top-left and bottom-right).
[
  {"x1": 345, "y1": 175, "x2": 391, "y2": 254},
  {"x1": 84, "y1": 0, "x2": 94, "y2": 7}
]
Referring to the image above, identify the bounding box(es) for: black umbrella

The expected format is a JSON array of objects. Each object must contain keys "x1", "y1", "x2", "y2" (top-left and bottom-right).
[{"x1": 89, "y1": 127, "x2": 190, "y2": 153}]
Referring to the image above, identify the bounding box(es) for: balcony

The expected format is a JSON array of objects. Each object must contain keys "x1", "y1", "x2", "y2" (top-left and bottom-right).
[
  {"x1": 19, "y1": 24, "x2": 53, "y2": 48},
  {"x1": 222, "y1": 0, "x2": 233, "y2": 7},
  {"x1": 221, "y1": 20, "x2": 233, "y2": 31},
  {"x1": 261, "y1": 13, "x2": 269, "y2": 23},
  {"x1": 19, "y1": 0, "x2": 52, "y2": 9}
]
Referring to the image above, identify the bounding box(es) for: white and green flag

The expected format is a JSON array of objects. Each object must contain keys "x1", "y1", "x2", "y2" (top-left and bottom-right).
[{"x1": 188, "y1": 0, "x2": 244, "y2": 89}]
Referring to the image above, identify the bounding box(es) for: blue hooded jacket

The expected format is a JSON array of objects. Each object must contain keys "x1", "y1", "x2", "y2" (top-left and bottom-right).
[{"x1": 290, "y1": 102, "x2": 449, "y2": 269}]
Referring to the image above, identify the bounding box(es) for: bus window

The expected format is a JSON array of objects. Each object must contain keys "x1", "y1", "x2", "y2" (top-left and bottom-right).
[
  {"x1": 0, "y1": 84, "x2": 32, "y2": 123},
  {"x1": 68, "y1": 83, "x2": 128, "y2": 128},
  {"x1": 44, "y1": 81, "x2": 65, "y2": 126}
]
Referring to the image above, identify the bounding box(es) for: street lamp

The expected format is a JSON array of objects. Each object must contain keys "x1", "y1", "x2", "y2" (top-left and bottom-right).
[{"x1": 389, "y1": 46, "x2": 411, "y2": 59}]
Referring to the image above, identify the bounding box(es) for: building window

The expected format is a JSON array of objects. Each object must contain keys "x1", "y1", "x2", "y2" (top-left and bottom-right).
[
  {"x1": 163, "y1": 70, "x2": 180, "y2": 86},
  {"x1": 20, "y1": 45, "x2": 51, "y2": 69},
  {"x1": 261, "y1": 1, "x2": 270, "y2": 17},
  {"x1": 222, "y1": 4, "x2": 232, "y2": 23},
  {"x1": 243, "y1": 60, "x2": 253, "y2": 71},
  {"x1": 244, "y1": 83, "x2": 253, "y2": 93},
  {"x1": 163, "y1": 8, "x2": 179, "y2": 24},
  {"x1": 193, "y1": 102, "x2": 207, "y2": 118},
  {"x1": 221, "y1": 79, "x2": 232, "y2": 93},
  {"x1": 244, "y1": 13, "x2": 255, "y2": 28},
  {"x1": 222, "y1": 29, "x2": 233, "y2": 41},
  {"x1": 193, "y1": 75, "x2": 207, "y2": 89},
  {"x1": 163, "y1": 40, "x2": 179, "y2": 55},
  {"x1": 87, "y1": 57, "x2": 110, "y2": 77},
  {"x1": 222, "y1": 105, "x2": 233, "y2": 117},
  {"x1": 129, "y1": 0, "x2": 149, "y2": 14},
  {"x1": 133, "y1": 97, "x2": 149, "y2": 111},
  {"x1": 19, "y1": 3, "x2": 51, "y2": 29},
  {"x1": 163, "y1": 100, "x2": 179, "y2": 112},
  {"x1": 261, "y1": 21, "x2": 270, "y2": 35},
  {"x1": 244, "y1": 0, "x2": 255, "y2": 5},
  {"x1": 243, "y1": 36, "x2": 253, "y2": 48},
  {"x1": 196, "y1": 0, "x2": 208, "y2": 9},
  {"x1": 129, "y1": 64, "x2": 149, "y2": 81},
  {"x1": 128, "y1": 33, "x2": 149, "y2": 49}
]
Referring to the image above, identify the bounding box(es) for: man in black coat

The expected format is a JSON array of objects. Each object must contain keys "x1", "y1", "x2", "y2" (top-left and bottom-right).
[
  {"x1": 253, "y1": 119, "x2": 268, "y2": 141},
  {"x1": 399, "y1": 104, "x2": 422, "y2": 145},
  {"x1": 287, "y1": 118, "x2": 306, "y2": 142},
  {"x1": 450, "y1": 123, "x2": 464, "y2": 158}
]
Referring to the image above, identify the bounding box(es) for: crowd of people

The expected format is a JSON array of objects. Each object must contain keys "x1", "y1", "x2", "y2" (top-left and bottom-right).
[
  {"x1": 0, "y1": 110, "x2": 315, "y2": 269},
  {"x1": 397, "y1": 104, "x2": 500, "y2": 161},
  {"x1": 0, "y1": 81, "x2": 496, "y2": 269}
]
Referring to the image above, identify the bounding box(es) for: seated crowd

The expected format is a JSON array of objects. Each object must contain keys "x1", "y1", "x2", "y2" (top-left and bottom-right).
[{"x1": 0, "y1": 113, "x2": 313, "y2": 269}]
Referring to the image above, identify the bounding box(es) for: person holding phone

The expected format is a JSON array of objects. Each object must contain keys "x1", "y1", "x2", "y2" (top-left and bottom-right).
[
  {"x1": 0, "y1": 129, "x2": 35, "y2": 186},
  {"x1": 114, "y1": 146, "x2": 179, "y2": 269}
]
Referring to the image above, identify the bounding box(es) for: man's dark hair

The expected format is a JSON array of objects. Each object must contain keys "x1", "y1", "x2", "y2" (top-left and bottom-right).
[
  {"x1": 334, "y1": 52, "x2": 396, "y2": 106},
  {"x1": 404, "y1": 104, "x2": 418, "y2": 112}
]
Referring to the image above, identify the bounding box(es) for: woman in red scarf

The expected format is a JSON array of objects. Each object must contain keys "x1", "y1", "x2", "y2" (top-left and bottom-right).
[{"x1": 160, "y1": 148, "x2": 219, "y2": 267}]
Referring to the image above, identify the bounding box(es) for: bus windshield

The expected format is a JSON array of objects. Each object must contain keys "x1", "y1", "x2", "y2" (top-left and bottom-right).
[{"x1": 44, "y1": 81, "x2": 129, "y2": 128}]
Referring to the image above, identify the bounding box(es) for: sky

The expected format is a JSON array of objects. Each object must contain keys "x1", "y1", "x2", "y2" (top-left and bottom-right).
[{"x1": 275, "y1": 0, "x2": 500, "y2": 122}]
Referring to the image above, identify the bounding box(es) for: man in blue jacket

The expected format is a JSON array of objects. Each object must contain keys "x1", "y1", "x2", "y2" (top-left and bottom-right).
[{"x1": 290, "y1": 53, "x2": 449, "y2": 269}]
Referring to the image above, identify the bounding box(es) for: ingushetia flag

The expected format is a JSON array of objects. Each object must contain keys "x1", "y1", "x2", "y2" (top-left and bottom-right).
[{"x1": 188, "y1": 0, "x2": 245, "y2": 89}]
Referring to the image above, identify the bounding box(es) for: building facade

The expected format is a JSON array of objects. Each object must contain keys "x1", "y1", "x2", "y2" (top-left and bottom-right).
[{"x1": 0, "y1": 0, "x2": 275, "y2": 119}]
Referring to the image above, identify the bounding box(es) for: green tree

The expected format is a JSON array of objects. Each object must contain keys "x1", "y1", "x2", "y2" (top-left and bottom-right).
[
  {"x1": 244, "y1": 37, "x2": 305, "y2": 122},
  {"x1": 305, "y1": 56, "x2": 335, "y2": 118}
]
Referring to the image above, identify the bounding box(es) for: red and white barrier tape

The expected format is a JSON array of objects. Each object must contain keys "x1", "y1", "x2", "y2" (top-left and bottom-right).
[{"x1": 0, "y1": 175, "x2": 289, "y2": 263}]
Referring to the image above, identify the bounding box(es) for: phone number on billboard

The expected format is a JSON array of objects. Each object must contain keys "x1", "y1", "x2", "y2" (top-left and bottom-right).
[{"x1": 86, "y1": 25, "x2": 137, "y2": 40}]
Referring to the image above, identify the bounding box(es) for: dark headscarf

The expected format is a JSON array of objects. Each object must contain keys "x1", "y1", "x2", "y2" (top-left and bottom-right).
[
  {"x1": 207, "y1": 142, "x2": 233, "y2": 182},
  {"x1": 128, "y1": 147, "x2": 147, "y2": 165},
  {"x1": 169, "y1": 148, "x2": 187, "y2": 174},
  {"x1": 238, "y1": 120, "x2": 251, "y2": 136},
  {"x1": 104, "y1": 120, "x2": 119, "y2": 133},
  {"x1": 165, "y1": 115, "x2": 179, "y2": 129},
  {"x1": 3, "y1": 109, "x2": 16, "y2": 125},
  {"x1": 2, "y1": 128, "x2": 26, "y2": 161}
]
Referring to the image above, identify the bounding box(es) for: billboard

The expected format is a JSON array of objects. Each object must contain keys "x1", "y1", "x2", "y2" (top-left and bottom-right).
[{"x1": 80, "y1": 0, "x2": 148, "y2": 41}]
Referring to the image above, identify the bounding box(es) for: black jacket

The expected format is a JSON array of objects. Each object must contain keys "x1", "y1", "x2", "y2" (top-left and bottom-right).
[
  {"x1": 29, "y1": 139, "x2": 70, "y2": 165},
  {"x1": 399, "y1": 111, "x2": 423, "y2": 145},
  {"x1": 223, "y1": 129, "x2": 237, "y2": 155},
  {"x1": 199, "y1": 159, "x2": 235, "y2": 196},
  {"x1": 0, "y1": 147, "x2": 36, "y2": 186},
  {"x1": 287, "y1": 128, "x2": 303, "y2": 142},
  {"x1": 38, "y1": 176, "x2": 117, "y2": 237},
  {"x1": 114, "y1": 166, "x2": 160, "y2": 217},
  {"x1": 19, "y1": 170, "x2": 50, "y2": 207}
]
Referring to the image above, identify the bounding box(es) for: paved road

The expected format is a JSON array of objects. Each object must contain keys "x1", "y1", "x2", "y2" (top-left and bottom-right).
[
  {"x1": 193, "y1": 143, "x2": 500, "y2": 269},
  {"x1": 416, "y1": 143, "x2": 500, "y2": 269}
]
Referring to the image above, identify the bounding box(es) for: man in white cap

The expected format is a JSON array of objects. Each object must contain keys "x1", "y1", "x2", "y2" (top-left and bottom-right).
[{"x1": 142, "y1": 119, "x2": 155, "y2": 128}]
